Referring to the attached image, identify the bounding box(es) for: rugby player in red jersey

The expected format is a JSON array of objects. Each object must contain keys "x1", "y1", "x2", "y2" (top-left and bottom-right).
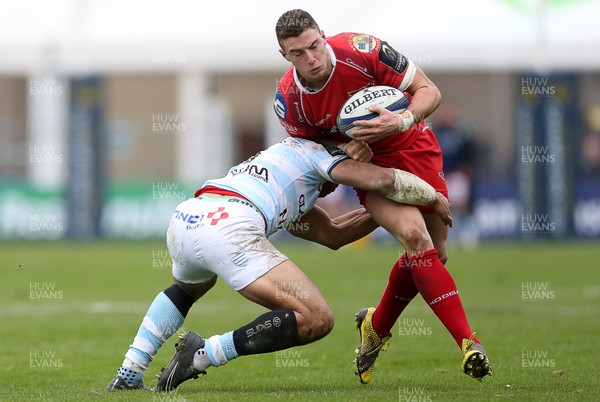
[{"x1": 274, "y1": 9, "x2": 492, "y2": 383}]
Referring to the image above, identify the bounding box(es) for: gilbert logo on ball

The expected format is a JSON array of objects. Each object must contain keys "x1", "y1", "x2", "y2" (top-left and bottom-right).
[{"x1": 337, "y1": 85, "x2": 409, "y2": 139}]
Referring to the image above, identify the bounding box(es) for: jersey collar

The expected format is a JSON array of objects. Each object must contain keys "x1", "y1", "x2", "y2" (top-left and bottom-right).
[{"x1": 293, "y1": 43, "x2": 337, "y2": 94}]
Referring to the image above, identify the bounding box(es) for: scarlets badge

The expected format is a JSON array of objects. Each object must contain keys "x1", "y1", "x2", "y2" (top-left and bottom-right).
[{"x1": 351, "y1": 34, "x2": 375, "y2": 54}]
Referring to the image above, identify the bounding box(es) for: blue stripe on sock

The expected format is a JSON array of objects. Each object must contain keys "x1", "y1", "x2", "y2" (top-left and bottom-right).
[
  {"x1": 126, "y1": 291, "x2": 185, "y2": 367},
  {"x1": 127, "y1": 347, "x2": 152, "y2": 365},
  {"x1": 146, "y1": 292, "x2": 185, "y2": 338},
  {"x1": 138, "y1": 326, "x2": 162, "y2": 350},
  {"x1": 220, "y1": 331, "x2": 239, "y2": 361},
  {"x1": 203, "y1": 339, "x2": 218, "y2": 366}
]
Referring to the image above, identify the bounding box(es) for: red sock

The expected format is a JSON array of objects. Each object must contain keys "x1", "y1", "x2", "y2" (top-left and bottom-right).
[
  {"x1": 372, "y1": 255, "x2": 418, "y2": 338},
  {"x1": 410, "y1": 249, "x2": 478, "y2": 347}
]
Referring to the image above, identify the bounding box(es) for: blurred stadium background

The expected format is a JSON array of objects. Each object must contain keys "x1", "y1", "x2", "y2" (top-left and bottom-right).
[{"x1": 1, "y1": 0, "x2": 600, "y2": 242}]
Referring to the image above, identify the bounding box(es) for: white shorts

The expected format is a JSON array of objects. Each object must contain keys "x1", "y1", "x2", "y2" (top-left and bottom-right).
[{"x1": 167, "y1": 196, "x2": 288, "y2": 291}]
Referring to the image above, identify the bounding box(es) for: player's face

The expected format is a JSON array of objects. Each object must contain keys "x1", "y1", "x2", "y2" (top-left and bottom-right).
[{"x1": 279, "y1": 28, "x2": 332, "y2": 90}]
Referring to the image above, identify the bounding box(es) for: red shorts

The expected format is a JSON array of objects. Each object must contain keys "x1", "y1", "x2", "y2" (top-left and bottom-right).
[{"x1": 356, "y1": 126, "x2": 448, "y2": 213}]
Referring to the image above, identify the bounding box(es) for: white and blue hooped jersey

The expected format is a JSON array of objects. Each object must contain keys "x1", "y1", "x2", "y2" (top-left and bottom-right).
[{"x1": 203, "y1": 137, "x2": 349, "y2": 237}]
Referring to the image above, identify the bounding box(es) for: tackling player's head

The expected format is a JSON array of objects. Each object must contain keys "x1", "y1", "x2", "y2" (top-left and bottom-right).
[{"x1": 275, "y1": 9, "x2": 320, "y2": 48}]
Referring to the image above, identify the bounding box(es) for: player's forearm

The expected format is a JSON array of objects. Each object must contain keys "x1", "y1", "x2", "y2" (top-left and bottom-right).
[
  {"x1": 328, "y1": 208, "x2": 379, "y2": 248},
  {"x1": 331, "y1": 161, "x2": 436, "y2": 206},
  {"x1": 405, "y1": 85, "x2": 441, "y2": 124},
  {"x1": 384, "y1": 168, "x2": 437, "y2": 206},
  {"x1": 404, "y1": 65, "x2": 442, "y2": 123},
  {"x1": 288, "y1": 206, "x2": 377, "y2": 250},
  {"x1": 330, "y1": 160, "x2": 394, "y2": 193}
]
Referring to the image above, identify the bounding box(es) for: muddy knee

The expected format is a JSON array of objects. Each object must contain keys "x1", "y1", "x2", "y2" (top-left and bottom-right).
[
  {"x1": 296, "y1": 306, "x2": 334, "y2": 343},
  {"x1": 401, "y1": 224, "x2": 433, "y2": 253}
]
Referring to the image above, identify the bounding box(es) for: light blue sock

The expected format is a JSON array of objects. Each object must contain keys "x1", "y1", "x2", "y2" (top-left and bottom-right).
[
  {"x1": 220, "y1": 331, "x2": 239, "y2": 361},
  {"x1": 204, "y1": 331, "x2": 239, "y2": 366},
  {"x1": 125, "y1": 292, "x2": 185, "y2": 369}
]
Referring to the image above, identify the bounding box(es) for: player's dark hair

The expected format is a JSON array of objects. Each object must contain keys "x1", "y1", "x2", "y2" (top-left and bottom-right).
[{"x1": 275, "y1": 9, "x2": 320, "y2": 48}]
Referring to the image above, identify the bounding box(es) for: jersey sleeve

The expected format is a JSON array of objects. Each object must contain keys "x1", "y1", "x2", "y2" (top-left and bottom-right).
[
  {"x1": 303, "y1": 140, "x2": 350, "y2": 182},
  {"x1": 376, "y1": 39, "x2": 417, "y2": 91},
  {"x1": 349, "y1": 33, "x2": 417, "y2": 91}
]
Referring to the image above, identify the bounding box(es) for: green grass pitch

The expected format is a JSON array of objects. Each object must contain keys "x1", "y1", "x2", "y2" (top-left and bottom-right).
[{"x1": 1, "y1": 240, "x2": 599, "y2": 401}]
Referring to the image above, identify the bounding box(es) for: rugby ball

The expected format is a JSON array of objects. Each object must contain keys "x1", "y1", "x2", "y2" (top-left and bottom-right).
[{"x1": 337, "y1": 85, "x2": 409, "y2": 139}]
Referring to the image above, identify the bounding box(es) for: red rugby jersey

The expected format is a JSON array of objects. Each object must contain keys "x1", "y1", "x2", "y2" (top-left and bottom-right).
[{"x1": 274, "y1": 32, "x2": 428, "y2": 154}]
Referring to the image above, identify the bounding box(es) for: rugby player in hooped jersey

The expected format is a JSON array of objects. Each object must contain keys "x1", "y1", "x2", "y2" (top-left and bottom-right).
[
  {"x1": 274, "y1": 9, "x2": 492, "y2": 383},
  {"x1": 106, "y1": 137, "x2": 452, "y2": 392}
]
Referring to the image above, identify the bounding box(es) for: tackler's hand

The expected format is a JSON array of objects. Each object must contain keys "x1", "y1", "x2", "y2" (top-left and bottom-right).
[
  {"x1": 431, "y1": 192, "x2": 453, "y2": 227},
  {"x1": 339, "y1": 139, "x2": 373, "y2": 163}
]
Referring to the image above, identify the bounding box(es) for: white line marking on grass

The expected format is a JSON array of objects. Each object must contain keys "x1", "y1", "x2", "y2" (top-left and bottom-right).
[{"x1": 0, "y1": 301, "x2": 265, "y2": 317}]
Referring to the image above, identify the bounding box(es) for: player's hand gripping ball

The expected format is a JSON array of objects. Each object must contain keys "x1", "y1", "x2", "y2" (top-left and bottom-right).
[{"x1": 336, "y1": 85, "x2": 409, "y2": 139}]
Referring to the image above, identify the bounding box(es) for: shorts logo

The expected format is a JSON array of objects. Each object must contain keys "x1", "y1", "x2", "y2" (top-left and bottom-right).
[
  {"x1": 173, "y1": 210, "x2": 202, "y2": 224},
  {"x1": 207, "y1": 207, "x2": 229, "y2": 225}
]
